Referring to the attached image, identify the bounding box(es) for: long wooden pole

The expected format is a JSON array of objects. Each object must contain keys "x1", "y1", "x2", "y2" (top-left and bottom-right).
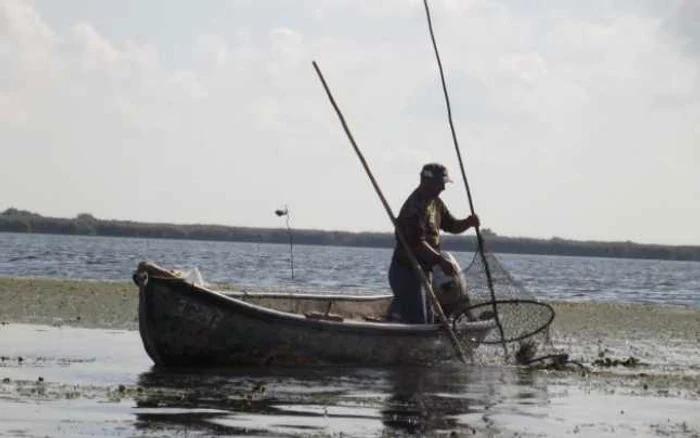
[
  {"x1": 312, "y1": 61, "x2": 468, "y2": 364},
  {"x1": 422, "y1": 0, "x2": 508, "y2": 358}
]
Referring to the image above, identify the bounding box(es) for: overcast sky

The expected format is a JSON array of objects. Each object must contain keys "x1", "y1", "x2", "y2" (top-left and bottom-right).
[{"x1": 1, "y1": 0, "x2": 698, "y2": 245}]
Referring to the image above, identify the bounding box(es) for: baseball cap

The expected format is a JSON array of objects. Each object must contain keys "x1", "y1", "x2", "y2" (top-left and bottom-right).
[{"x1": 420, "y1": 163, "x2": 453, "y2": 183}]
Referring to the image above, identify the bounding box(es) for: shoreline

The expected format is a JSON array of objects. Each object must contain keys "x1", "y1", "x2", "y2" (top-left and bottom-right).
[
  {"x1": 1, "y1": 276, "x2": 699, "y2": 332},
  {"x1": 0, "y1": 277, "x2": 138, "y2": 330}
]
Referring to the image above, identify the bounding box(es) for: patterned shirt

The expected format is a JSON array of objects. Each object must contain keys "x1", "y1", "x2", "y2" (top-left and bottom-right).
[{"x1": 392, "y1": 188, "x2": 461, "y2": 269}]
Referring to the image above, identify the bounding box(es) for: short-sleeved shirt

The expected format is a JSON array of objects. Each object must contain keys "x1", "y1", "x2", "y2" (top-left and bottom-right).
[{"x1": 392, "y1": 188, "x2": 461, "y2": 270}]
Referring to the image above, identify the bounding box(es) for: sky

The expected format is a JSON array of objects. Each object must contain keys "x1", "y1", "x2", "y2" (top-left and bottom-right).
[{"x1": 1, "y1": 0, "x2": 698, "y2": 245}]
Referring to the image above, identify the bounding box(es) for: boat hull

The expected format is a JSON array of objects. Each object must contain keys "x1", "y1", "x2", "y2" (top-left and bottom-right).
[{"x1": 136, "y1": 263, "x2": 495, "y2": 367}]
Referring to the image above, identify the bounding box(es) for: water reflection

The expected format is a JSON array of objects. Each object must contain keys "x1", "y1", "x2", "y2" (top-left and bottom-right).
[
  {"x1": 381, "y1": 365, "x2": 476, "y2": 435},
  {"x1": 131, "y1": 364, "x2": 550, "y2": 437}
]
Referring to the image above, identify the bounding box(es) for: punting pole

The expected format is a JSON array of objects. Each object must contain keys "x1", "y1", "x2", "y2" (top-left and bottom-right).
[
  {"x1": 312, "y1": 61, "x2": 468, "y2": 364},
  {"x1": 422, "y1": 0, "x2": 508, "y2": 358}
]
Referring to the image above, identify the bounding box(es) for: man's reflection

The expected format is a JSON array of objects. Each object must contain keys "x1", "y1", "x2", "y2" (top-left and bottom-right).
[{"x1": 380, "y1": 364, "x2": 481, "y2": 435}]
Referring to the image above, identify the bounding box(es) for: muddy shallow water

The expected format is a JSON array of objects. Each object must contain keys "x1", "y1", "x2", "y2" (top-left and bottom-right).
[
  {"x1": 1, "y1": 323, "x2": 699, "y2": 438},
  {"x1": 2, "y1": 236, "x2": 699, "y2": 436}
]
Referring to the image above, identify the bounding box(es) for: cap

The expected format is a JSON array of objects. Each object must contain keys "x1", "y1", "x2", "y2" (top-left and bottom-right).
[{"x1": 420, "y1": 163, "x2": 453, "y2": 183}]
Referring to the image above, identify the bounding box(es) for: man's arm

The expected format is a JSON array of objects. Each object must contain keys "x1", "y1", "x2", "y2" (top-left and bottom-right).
[
  {"x1": 439, "y1": 200, "x2": 480, "y2": 234},
  {"x1": 414, "y1": 240, "x2": 458, "y2": 276}
]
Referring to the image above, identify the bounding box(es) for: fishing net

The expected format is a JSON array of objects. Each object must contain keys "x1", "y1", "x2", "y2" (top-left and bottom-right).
[
  {"x1": 439, "y1": 250, "x2": 559, "y2": 363},
  {"x1": 459, "y1": 252, "x2": 554, "y2": 343}
]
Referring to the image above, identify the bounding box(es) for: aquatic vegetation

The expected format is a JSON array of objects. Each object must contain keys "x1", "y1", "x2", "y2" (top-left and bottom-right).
[
  {"x1": 514, "y1": 340, "x2": 538, "y2": 365},
  {"x1": 593, "y1": 355, "x2": 642, "y2": 368}
]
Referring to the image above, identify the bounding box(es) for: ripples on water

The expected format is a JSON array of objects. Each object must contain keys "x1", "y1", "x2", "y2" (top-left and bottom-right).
[{"x1": 1, "y1": 232, "x2": 698, "y2": 307}]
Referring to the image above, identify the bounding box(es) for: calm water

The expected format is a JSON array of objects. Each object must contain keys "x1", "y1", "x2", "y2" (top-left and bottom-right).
[{"x1": 1, "y1": 232, "x2": 698, "y2": 307}]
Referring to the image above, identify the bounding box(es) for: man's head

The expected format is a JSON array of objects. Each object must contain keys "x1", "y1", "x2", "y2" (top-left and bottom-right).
[{"x1": 420, "y1": 163, "x2": 452, "y2": 196}]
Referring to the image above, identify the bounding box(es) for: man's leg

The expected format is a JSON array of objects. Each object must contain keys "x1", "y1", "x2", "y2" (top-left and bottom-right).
[{"x1": 388, "y1": 259, "x2": 428, "y2": 323}]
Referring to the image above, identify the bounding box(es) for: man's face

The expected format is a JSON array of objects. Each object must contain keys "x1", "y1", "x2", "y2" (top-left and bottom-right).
[{"x1": 423, "y1": 178, "x2": 446, "y2": 197}]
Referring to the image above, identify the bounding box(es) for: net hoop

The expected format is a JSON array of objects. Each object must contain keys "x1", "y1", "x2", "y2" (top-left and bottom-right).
[{"x1": 453, "y1": 299, "x2": 555, "y2": 344}]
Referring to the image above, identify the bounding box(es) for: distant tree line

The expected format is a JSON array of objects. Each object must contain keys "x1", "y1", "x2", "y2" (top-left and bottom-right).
[{"x1": 2, "y1": 208, "x2": 699, "y2": 261}]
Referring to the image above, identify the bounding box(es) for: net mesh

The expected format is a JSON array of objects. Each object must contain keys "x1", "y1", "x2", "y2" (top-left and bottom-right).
[{"x1": 453, "y1": 251, "x2": 557, "y2": 362}]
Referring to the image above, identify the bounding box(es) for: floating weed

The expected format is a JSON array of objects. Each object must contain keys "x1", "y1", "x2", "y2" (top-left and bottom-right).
[
  {"x1": 514, "y1": 340, "x2": 588, "y2": 373},
  {"x1": 515, "y1": 340, "x2": 538, "y2": 365},
  {"x1": 593, "y1": 355, "x2": 643, "y2": 368}
]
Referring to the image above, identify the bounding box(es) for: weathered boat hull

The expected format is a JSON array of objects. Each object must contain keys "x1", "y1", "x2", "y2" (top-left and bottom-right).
[{"x1": 136, "y1": 262, "x2": 495, "y2": 367}]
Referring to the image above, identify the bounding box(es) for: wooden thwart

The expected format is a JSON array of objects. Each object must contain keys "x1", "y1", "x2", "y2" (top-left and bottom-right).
[{"x1": 304, "y1": 311, "x2": 344, "y2": 322}]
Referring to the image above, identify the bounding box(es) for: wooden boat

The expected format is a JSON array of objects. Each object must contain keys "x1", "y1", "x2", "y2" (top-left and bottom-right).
[{"x1": 133, "y1": 261, "x2": 496, "y2": 367}]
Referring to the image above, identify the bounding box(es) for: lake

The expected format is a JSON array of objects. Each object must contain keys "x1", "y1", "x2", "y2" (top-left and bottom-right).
[{"x1": 1, "y1": 232, "x2": 698, "y2": 307}]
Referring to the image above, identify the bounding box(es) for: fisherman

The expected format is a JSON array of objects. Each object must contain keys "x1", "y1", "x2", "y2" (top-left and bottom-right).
[{"x1": 388, "y1": 163, "x2": 480, "y2": 324}]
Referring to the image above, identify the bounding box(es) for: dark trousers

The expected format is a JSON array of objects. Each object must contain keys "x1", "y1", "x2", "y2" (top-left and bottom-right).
[{"x1": 387, "y1": 258, "x2": 433, "y2": 324}]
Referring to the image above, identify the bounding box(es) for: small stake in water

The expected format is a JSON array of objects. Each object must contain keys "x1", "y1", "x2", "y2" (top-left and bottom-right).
[{"x1": 275, "y1": 205, "x2": 294, "y2": 280}]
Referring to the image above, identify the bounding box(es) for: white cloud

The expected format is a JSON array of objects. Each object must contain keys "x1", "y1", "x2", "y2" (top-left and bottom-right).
[
  {"x1": 497, "y1": 52, "x2": 549, "y2": 84},
  {"x1": 196, "y1": 34, "x2": 229, "y2": 66},
  {"x1": 0, "y1": 0, "x2": 698, "y2": 244}
]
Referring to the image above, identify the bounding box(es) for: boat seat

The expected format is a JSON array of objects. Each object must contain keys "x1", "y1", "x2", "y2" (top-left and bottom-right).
[{"x1": 304, "y1": 311, "x2": 344, "y2": 322}]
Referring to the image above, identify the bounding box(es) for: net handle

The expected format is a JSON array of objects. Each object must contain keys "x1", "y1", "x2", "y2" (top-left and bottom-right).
[{"x1": 422, "y1": 0, "x2": 508, "y2": 357}]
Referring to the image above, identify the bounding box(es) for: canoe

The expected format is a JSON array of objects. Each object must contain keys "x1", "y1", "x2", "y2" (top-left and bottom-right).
[{"x1": 133, "y1": 261, "x2": 496, "y2": 367}]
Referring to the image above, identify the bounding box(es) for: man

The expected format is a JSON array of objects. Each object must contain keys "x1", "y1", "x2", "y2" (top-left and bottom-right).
[{"x1": 388, "y1": 163, "x2": 480, "y2": 324}]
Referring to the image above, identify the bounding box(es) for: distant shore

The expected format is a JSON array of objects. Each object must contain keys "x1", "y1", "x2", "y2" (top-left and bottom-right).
[{"x1": 2, "y1": 208, "x2": 700, "y2": 261}]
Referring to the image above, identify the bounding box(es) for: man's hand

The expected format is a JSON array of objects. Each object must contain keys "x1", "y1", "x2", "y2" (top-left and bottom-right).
[
  {"x1": 439, "y1": 255, "x2": 458, "y2": 277},
  {"x1": 466, "y1": 214, "x2": 480, "y2": 229}
]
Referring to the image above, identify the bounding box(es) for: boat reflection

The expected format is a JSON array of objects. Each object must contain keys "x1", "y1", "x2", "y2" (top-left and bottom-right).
[{"x1": 132, "y1": 363, "x2": 549, "y2": 437}]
